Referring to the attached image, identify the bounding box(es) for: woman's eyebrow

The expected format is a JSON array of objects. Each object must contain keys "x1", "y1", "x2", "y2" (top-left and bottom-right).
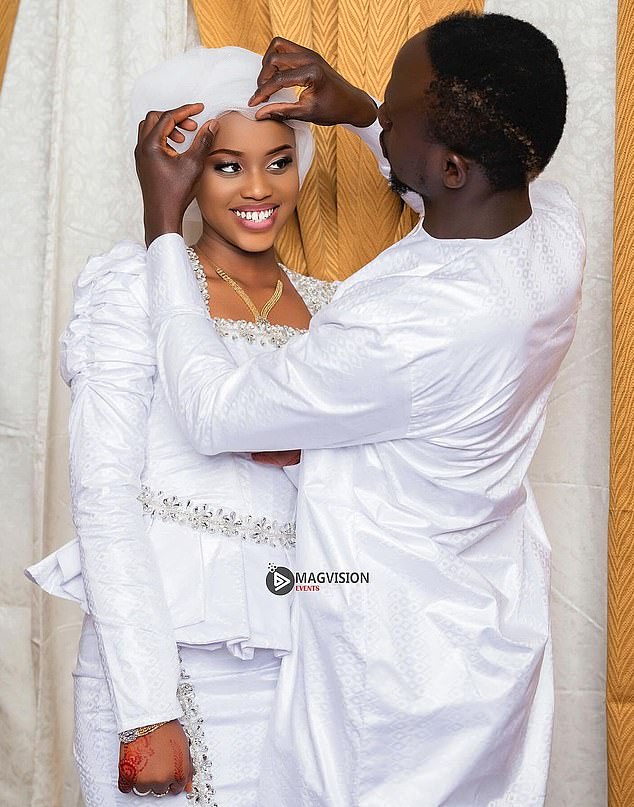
[{"x1": 209, "y1": 144, "x2": 295, "y2": 157}]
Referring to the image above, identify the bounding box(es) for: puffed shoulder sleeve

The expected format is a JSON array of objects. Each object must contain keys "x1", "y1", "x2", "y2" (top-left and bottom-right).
[{"x1": 62, "y1": 240, "x2": 182, "y2": 733}]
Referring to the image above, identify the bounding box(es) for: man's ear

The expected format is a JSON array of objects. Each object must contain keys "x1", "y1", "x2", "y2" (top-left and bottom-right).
[{"x1": 441, "y1": 151, "x2": 469, "y2": 189}]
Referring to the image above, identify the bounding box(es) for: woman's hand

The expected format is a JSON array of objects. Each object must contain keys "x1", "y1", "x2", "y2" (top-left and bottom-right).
[
  {"x1": 118, "y1": 719, "x2": 193, "y2": 797},
  {"x1": 134, "y1": 104, "x2": 218, "y2": 246},
  {"x1": 251, "y1": 449, "x2": 301, "y2": 466},
  {"x1": 249, "y1": 38, "x2": 377, "y2": 128}
]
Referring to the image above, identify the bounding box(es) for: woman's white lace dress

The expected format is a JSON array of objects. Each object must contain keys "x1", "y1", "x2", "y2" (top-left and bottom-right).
[{"x1": 26, "y1": 240, "x2": 336, "y2": 806}]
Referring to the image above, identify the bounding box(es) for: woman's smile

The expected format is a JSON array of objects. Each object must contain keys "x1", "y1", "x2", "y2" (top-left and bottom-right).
[{"x1": 230, "y1": 204, "x2": 280, "y2": 230}]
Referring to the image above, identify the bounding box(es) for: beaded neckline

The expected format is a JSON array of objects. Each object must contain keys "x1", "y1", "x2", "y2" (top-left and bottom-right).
[
  {"x1": 187, "y1": 247, "x2": 308, "y2": 336},
  {"x1": 186, "y1": 247, "x2": 338, "y2": 348}
]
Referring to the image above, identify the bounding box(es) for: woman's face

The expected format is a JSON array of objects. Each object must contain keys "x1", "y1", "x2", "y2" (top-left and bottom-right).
[{"x1": 196, "y1": 112, "x2": 300, "y2": 253}]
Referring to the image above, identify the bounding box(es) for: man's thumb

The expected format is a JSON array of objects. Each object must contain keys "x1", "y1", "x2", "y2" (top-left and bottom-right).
[{"x1": 190, "y1": 119, "x2": 218, "y2": 157}]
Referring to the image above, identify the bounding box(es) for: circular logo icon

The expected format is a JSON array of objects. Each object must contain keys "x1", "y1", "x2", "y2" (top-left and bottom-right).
[{"x1": 266, "y1": 564, "x2": 295, "y2": 596}]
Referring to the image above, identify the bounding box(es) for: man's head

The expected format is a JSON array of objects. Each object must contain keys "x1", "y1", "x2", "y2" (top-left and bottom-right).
[{"x1": 378, "y1": 12, "x2": 567, "y2": 199}]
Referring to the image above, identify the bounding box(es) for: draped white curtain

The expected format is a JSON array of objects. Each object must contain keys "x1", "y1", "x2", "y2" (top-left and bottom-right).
[
  {"x1": 0, "y1": 2, "x2": 194, "y2": 804},
  {"x1": 485, "y1": 2, "x2": 615, "y2": 805},
  {"x1": 0, "y1": 1, "x2": 613, "y2": 805}
]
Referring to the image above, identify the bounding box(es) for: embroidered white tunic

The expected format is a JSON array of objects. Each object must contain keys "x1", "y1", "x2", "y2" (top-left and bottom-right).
[
  {"x1": 26, "y1": 243, "x2": 335, "y2": 734},
  {"x1": 144, "y1": 125, "x2": 586, "y2": 807}
]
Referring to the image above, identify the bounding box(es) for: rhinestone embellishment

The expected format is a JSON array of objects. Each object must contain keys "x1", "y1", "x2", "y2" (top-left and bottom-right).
[
  {"x1": 186, "y1": 247, "x2": 337, "y2": 348},
  {"x1": 178, "y1": 655, "x2": 218, "y2": 806},
  {"x1": 211, "y1": 316, "x2": 305, "y2": 348},
  {"x1": 138, "y1": 486, "x2": 296, "y2": 549}
]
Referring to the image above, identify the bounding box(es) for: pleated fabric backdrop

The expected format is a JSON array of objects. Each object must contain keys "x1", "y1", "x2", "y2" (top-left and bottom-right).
[
  {"x1": 0, "y1": 1, "x2": 619, "y2": 805},
  {"x1": 608, "y1": 0, "x2": 634, "y2": 804}
]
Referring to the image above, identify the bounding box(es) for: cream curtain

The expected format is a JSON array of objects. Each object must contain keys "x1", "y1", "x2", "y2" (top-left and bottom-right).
[
  {"x1": 0, "y1": 2, "x2": 193, "y2": 804},
  {"x1": 0, "y1": 1, "x2": 613, "y2": 805},
  {"x1": 485, "y1": 3, "x2": 615, "y2": 804}
]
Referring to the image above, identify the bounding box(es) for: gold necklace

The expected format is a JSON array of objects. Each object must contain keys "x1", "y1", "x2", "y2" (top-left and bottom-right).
[
  {"x1": 195, "y1": 247, "x2": 284, "y2": 324},
  {"x1": 214, "y1": 265, "x2": 283, "y2": 325}
]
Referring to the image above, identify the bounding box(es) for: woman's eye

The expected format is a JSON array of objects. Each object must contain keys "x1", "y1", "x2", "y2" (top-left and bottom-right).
[
  {"x1": 215, "y1": 162, "x2": 242, "y2": 174},
  {"x1": 268, "y1": 156, "x2": 293, "y2": 171}
]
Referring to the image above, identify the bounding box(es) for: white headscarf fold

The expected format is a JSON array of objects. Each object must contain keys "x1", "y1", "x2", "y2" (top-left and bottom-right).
[
  {"x1": 131, "y1": 47, "x2": 314, "y2": 227},
  {"x1": 131, "y1": 46, "x2": 314, "y2": 185}
]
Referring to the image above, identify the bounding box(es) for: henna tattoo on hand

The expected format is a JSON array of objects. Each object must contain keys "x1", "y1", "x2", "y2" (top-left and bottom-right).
[
  {"x1": 171, "y1": 737, "x2": 186, "y2": 782},
  {"x1": 118, "y1": 737, "x2": 155, "y2": 790}
]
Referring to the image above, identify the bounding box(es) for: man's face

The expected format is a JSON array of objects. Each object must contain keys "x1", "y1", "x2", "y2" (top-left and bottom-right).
[{"x1": 377, "y1": 32, "x2": 439, "y2": 199}]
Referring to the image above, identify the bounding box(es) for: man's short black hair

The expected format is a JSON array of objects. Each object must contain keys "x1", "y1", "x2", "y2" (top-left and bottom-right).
[{"x1": 424, "y1": 12, "x2": 567, "y2": 191}]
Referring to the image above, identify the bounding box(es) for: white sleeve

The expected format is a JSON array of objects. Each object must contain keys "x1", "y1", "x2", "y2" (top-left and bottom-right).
[
  {"x1": 62, "y1": 241, "x2": 182, "y2": 733},
  {"x1": 147, "y1": 235, "x2": 412, "y2": 455}
]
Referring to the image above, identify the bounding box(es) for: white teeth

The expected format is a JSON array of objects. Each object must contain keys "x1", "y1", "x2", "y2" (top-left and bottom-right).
[{"x1": 233, "y1": 208, "x2": 275, "y2": 222}]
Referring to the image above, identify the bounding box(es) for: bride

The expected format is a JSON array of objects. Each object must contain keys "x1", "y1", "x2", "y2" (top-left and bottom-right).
[{"x1": 26, "y1": 46, "x2": 335, "y2": 806}]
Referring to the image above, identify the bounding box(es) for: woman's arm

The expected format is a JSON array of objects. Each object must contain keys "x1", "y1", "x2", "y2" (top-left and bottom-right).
[{"x1": 63, "y1": 241, "x2": 182, "y2": 733}]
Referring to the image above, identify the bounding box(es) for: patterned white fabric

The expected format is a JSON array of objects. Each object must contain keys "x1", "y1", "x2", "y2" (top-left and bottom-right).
[
  {"x1": 0, "y1": 1, "x2": 615, "y2": 803},
  {"x1": 146, "y1": 125, "x2": 586, "y2": 806},
  {"x1": 26, "y1": 243, "x2": 336, "y2": 734},
  {"x1": 73, "y1": 616, "x2": 280, "y2": 807}
]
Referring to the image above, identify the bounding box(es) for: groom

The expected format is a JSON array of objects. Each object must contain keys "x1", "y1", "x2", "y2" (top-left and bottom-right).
[{"x1": 136, "y1": 12, "x2": 584, "y2": 806}]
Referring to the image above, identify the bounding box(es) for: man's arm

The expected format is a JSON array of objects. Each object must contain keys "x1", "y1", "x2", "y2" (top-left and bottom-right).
[{"x1": 147, "y1": 235, "x2": 412, "y2": 455}]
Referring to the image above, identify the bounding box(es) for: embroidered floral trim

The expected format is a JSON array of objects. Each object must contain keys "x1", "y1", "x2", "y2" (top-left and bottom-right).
[
  {"x1": 186, "y1": 247, "x2": 337, "y2": 347},
  {"x1": 138, "y1": 486, "x2": 296, "y2": 549},
  {"x1": 177, "y1": 655, "x2": 219, "y2": 806}
]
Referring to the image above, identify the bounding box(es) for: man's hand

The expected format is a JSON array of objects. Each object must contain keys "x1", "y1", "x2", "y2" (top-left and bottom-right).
[
  {"x1": 118, "y1": 720, "x2": 193, "y2": 796},
  {"x1": 249, "y1": 38, "x2": 377, "y2": 128},
  {"x1": 135, "y1": 103, "x2": 218, "y2": 246},
  {"x1": 251, "y1": 450, "x2": 301, "y2": 467}
]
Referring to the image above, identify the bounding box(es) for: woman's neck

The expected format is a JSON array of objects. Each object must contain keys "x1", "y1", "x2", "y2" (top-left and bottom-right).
[{"x1": 195, "y1": 228, "x2": 279, "y2": 287}]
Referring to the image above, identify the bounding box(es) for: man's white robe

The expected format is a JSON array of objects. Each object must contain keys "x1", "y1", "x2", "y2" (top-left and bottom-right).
[{"x1": 146, "y1": 124, "x2": 585, "y2": 807}]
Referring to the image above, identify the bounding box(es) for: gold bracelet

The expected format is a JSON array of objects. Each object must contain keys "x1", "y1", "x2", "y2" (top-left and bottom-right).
[{"x1": 119, "y1": 721, "x2": 168, "y2": 744}]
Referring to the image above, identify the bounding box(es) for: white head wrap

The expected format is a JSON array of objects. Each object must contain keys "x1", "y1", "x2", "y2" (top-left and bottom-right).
[{"x1": 131, "y1": 46, "x2": 314, "y2": 187}]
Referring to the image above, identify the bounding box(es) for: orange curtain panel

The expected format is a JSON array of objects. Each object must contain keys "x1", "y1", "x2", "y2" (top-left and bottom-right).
[
  {"x1": 609, "y1": 0, "x2": 634, "y2": 804},
  {"x1": 0, "y1": 0, "x2": 19, "y2": 91}
]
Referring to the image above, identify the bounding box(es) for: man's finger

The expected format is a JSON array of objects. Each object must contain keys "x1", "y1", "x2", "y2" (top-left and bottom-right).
[
  {"x1": 147, "y1": 104, "x2": 205, "y2": 146},
  {"x1": 179, "y1": 117, "x2": 199, "y2": 131},
  {"x1": 250, "y1": 66, "x2": 314, "y2": 107},
  {"x1": 253, "y1": 51, "x2": 317, "y2": 100},
  {"x1": 139, "y1": 111, "x2": 161, "y2": 141},
  {"x1": 187, "y1": 119, "x2": 218, "y2": 158},
  {"x1": 254, "y1": 101, "x2": 308, "y2": 122},
  {"x1": 261, "y1": 36, "x2": 309, "y2": 66}
]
